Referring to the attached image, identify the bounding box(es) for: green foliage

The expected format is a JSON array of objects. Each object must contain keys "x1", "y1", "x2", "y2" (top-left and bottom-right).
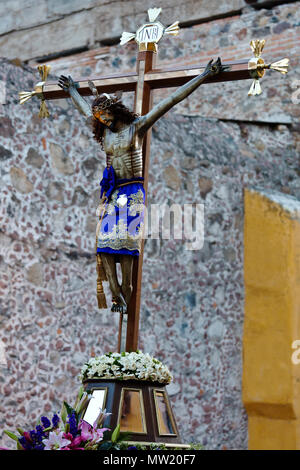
[
  {"x1": 16, "y1": 441, "x2": 24, "y2": 450},
  {"x1": 107, "y1": 441, "x2": 205, "y2": 450},
  {"x1": 99, "y1": 441, "x2": 114, "y2": 450},
  {"x1": 111, "y1": 424, "x2": 120, "y2": 443},
  {"x1": 4, "y1": 430, "x2": 19, "y2": 442},
  {"x1": 63, "y1": 401, "x2": 77, "y2": 420},
  {"x1": 97, "y1": 426, "x2": 132, "y2": 450},
  {"x1": 60, "y1": 401, "x2": 68, "y2": 424},
  {"x1": 16, "y1": 428, "x2": 25, "y2": 436},
  {"x1": 189, "y1": 442, "x2": 205, "y2": 450}
]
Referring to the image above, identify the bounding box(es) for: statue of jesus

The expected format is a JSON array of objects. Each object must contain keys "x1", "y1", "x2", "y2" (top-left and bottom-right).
[{"x1": 58, "y1": 58, "x2": 226, "y2": 314}]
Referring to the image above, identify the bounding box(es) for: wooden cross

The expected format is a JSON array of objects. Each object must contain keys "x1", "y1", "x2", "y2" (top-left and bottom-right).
[{"x1": 20, "y1": 10, "x2": 288, "y2": 353}]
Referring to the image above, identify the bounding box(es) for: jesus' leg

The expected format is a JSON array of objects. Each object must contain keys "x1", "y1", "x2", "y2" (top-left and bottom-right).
[
  {"x1": 120, "y1": 254, "x2": 134, "y2": 307},
  {"x1": 100, "y1": 253, "x2": 127, "y2": 313}
]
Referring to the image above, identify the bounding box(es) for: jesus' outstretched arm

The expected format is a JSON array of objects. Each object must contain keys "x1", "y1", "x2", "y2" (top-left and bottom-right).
[
  {"x1": 58, "y1": 75, "x2": 93, "y2": 119},
  {"x1": 136, "y1": 58, "x2": 228, "y2": 136}
]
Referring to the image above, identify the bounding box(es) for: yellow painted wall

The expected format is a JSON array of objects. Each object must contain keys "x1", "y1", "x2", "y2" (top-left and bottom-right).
[{"x1": 243, "y1": 188, "x2": 300, "y2": 450}]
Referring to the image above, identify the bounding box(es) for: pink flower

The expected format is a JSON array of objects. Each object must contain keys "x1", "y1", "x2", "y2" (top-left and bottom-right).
[
  {"x1": 42, "y1": 431, "x2": 71, "y2": 450},
  {"x1": 79, "y1": 421, "x2": 109, "y2": 445},
  {"x1": 62, "y1": 433, "x2": 85, "y2": 451}
]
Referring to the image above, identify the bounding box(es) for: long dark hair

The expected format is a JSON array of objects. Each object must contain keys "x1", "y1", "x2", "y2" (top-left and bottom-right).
[{"x1": 92, "y1": 95, "x2": 138, "y2": 149}]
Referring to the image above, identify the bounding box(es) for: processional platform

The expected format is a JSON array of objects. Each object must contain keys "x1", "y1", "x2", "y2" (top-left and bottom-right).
[{"x1": 83, "y1": 378, "x2": 187, "y2": 448}]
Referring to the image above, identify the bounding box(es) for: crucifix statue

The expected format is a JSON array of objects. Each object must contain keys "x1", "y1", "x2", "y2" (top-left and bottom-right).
[
  {"x1": 57, "y1": 56, "x2": 226, "y2": 313},
  {"x1": 19, "y1": 7, "x2": 289, "y2": 353}
]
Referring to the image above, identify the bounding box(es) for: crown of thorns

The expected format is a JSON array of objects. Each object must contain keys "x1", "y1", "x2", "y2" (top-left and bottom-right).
[
  {"x1": 89, "y1": 81, "x2": 120, "y2": 111},
  {"x1": 92, "y1": 93, "x2": 118, "y2": 111}
]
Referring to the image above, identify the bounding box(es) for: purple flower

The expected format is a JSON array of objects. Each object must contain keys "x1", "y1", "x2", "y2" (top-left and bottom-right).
[
  {"x1": 52, "y1": 414, "x2": 60, "y2": 428},
  {"x1": 68, "y1": 412, "x2": 78, "y2": 438},
  {"x1": 19, "y1": 436, "x2": 33, "y2": 450},
  {"x1": 36, "y1": 425, "x2": 44, "y2": 435},
  {"x1": 18, "y1": 425, "x2": 46, "y2": 450},
  {"x1": 34, "y1": 425, "x2": 46, "y2": 445},
  {"x1": 34, "y1": 444, "x2": 45, "y2": 450},
  {"x1": 41, "y1": 416, "x2": 51, "y2": 429}
]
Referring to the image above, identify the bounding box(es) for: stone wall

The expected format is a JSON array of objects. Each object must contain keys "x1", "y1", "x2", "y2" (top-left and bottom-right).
[
  {"x1": 0, "y1": 0, "x2": 245, "y2": 61},
  {"x1": 0, "y1": 1, "x2": 298, "y2": 62},
  {"x1": 36, "y1": 1, "x2": 300, "y2": 126},
  {"x1": 0, "y1": 0, "x2": 299, "y2": 450}
]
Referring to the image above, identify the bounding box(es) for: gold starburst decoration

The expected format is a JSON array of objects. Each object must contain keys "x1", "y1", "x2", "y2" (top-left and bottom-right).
[
  {"x1": 19, "y1": 64, "x2": 51, "y2": 118},
  {"x1": 120, "y1": 7, "x2": 179, "y2": 52},
  {"x1": 248, "y1": 39, "x2": 289, "y2": 96}
]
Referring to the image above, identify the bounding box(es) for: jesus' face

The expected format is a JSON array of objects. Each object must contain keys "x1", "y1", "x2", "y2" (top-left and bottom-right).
[{"x1": 93, "y1": 108, "x2": 114, "y2": 129}]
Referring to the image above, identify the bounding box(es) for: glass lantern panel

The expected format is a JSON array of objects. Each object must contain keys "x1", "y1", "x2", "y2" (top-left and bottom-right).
[
  {"x1": 119, "y1": 389, "x2": 146, "y2": 434},
  {"x1": 83, "y1": 389, "x2": 107, "y2": 426},
  {"x1": 155, "y1": 390, "x2": 176, "y2": 435}
]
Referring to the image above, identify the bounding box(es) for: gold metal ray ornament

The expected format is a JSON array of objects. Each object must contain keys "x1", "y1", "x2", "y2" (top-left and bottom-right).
[
  {"x1": 248, "y1": 39, "x2": 289, "y2": 96},
  {"x1": 19, "y1": 64, "x2": 51, "y2": 117},
  {"x1": 120, "y1": 7, "x2": 179, "y2": 52}
]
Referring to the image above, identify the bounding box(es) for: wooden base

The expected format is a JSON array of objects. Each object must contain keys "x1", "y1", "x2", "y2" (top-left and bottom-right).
[{"x1": 83, "y1": 379, "x2": 183, "y2": 445}]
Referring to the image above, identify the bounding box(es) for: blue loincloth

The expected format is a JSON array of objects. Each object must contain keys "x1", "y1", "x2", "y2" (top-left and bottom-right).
[{"x1": 96, "y1": 166, "x2": 145, "y2": 257}]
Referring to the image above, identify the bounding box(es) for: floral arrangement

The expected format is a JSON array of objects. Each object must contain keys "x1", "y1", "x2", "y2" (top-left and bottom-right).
[
  {"x1": 2, "y1": 386, "x2": 128, "y2": 451},
  {"x1": 2, "y1": 384, "x2": 203, "y2": 451},
  {"x1": 79, "y1": 351, "x2": 173, "y2": 384}
]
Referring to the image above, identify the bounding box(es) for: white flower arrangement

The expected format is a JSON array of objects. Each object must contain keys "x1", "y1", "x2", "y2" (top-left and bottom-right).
[{"x1": 79, "y1": 351, "x2": 173, "y2": 385}]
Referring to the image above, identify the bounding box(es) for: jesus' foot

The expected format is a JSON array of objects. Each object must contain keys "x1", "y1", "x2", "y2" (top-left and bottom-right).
[{"x1": 111, "y1": 293, "x2": 127, "y2": 314}]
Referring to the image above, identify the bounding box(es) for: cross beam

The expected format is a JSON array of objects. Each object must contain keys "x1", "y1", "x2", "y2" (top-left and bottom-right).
[{"x1": 40, "y1": 58, "x2": 251, "y2": 99}]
